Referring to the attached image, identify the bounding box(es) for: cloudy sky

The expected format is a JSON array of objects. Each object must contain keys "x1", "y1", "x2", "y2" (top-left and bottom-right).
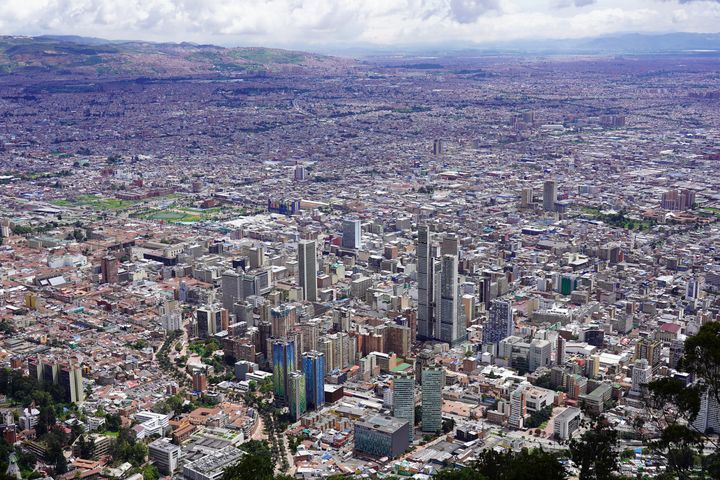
[{"x1": 1, "y1": 0, "x2": 720, "y2": 49}]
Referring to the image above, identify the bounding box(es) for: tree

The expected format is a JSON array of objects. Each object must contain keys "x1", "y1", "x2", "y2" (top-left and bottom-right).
[
  {"x1": 681, "y1": 322, "x2": 720, "y2": 406},
  {"x1": 11, "y1": 225, "x2": 32, "y2": 235},
  {"x1": 77, "y1": 434, "x2": 95, "y2": 459},
  {"x1": 435, "y1": 469, "x2": 488, "y2": 480},
  {"x1": 105, "y1": 413, "x2": 122, "y2": 432},
  {"x1": 45, "y1": 431, "x2": 67, "y2": 474},
  {"x1": 143, "y1": 464, "x2": 160, "y2": 480},
  {"x1": 220, "y1": 449, "x2": 273, "y2": 480},
  {"x1": 451, "y1": 448, "x2": 568, "y2": 480},
  {"x1": 442, "y1": 417, "x2": 456, "y2": 434},
  {"x1": 647, "y1": 334, "x2": 720, "y2": 479},
  {"x1": 569, "y1": 420, "x2": 619, "y2": 480},
  {"x1": 36, "y1": 404, "x2": 56, "y2": 437}
]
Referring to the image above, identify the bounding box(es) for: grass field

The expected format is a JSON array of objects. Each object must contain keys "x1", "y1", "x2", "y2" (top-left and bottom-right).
[
  {"x1": 139, "y1": 210, "x2": 202, "y2": 223},
  {"x1": 51, "y1": 194, "x2": 136, "y2": 210}
]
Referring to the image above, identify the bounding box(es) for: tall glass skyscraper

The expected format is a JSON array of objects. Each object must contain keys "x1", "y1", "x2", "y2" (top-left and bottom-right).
[
  {"x1": 341, "y1": 218, "x2": 361, "y2": 249},
  {"x1": 421, "y1": 365, "x2": 444, "y2": 433},
  {"x1": 288, "y1": 371, "x2": 306, "y2": 420},
  {"x1": 302, "y1": 351, "x2": 325, "y2": 410},
  {"x1": 483, "y1": 299, "x2": 514, "y2": 347},
  {"x1": 392, "y1": 370, "x2": 415, "y2": 442},
  {"x1": 272, "y1": 338, "x2": 295, "y2": 405},
  {"x1": 417, "y1": 225, "x2": 434, "y2": 339},
  {"x1": 298, "y1": 240, "x2": 318, "y2": 302}
]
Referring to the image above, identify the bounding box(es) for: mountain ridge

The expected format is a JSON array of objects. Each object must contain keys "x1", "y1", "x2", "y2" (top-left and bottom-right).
[{"x1": 0, "y1": 35, "x2": 353, "y2": 78}]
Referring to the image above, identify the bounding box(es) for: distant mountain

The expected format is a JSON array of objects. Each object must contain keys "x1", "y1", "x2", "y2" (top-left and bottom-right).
[
  {"x1": 0, "y1": 36, "x2": 352, "y2": 77},
  {"x1": 321, "y1": 32, "x2": 720, "y2": 57}
]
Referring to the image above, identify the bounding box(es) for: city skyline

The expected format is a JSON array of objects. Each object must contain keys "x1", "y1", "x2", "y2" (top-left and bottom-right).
[{"x1": 1, "y1": 3, "x2": 720, "y2": 478}]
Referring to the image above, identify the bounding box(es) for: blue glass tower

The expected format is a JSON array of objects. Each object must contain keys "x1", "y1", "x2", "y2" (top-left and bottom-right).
[
  {"x1": 272, "y1": 338, "x2": 295, "y2": 405},
  {"x1": 302, "y1": 351, "x2": 325, "y2": 410}
]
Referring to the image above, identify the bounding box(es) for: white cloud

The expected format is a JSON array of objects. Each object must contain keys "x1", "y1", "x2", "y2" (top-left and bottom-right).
[{"x1": 0, "y1": 0, "x2": 718, "y2": 48}]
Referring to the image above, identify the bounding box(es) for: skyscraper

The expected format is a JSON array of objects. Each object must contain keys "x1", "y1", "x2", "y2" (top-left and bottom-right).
[
  {"x1": 272, "y1": 339, "x2": 296, "y2": 405},
  {"x1": 417, "y1": 225, "x2": 434, "y2": 340},
  {"x1": 271, "y1": 304, "x2": 295, "y2": 337},
  {"x1": 342, "y1": 219, "x2": 361, "y2": 250},
  {"x1": 302, "y1": 351, "x2": 325, "y2": 411},
  {"x1": 543, "y1": 180, "x2": 557, "y2": 212},
  {"x1": 221, "y1": 270, "x2": 243, "y2": 311},
  {"x1": 687, "y1": 277, "x2": 700, "y2": 300},
  {"x1": 693, "y1": 387, "x2": 720, "y2": 434},
  {"x1": 100, "y1": 255, "x2": 119, "y2": 284},
  {"x1": 520, "y1": 187, "x2": 533, "y2": 208},
  {"x1": 631, "y1": 358, "x2": 652, "y2": 396},
  {"x1": 197, "y1": 306, "x2": 222, "y2": 338},
  {"x1": 529, "y1": 339, "x2": 552, "y2": 373},
  {"x1": 392, "y1": 371, "x2": 415, "y2": 442},
  {"x1": 59, "y1": 364, "x2": 84, "y2": 404},
  {"x1": 293, "y1": 164, "x2": 306, "y2": 181},
  {"x1": 635, "y1": 337, "x2": 661, "y2": 368},
  {"x1": 421, "y1": 366, "x2": 444, "y2": 433},
  {"x1": 483, "y1": 300, "x2": 514, "y2": 347},
  {"x1": 509, "y1": 383, "x2": 527, "y2": 429},
  {"x1": 288, "y1": 371, "x2": 306, "y2": 420},
  {"x1": 556, "y1": 335, "x2": 566, "y2": 365},
  {"x1": 432, "y1": 139, "x2": 443, "y2": 155},
  {"x1": 438, "y1": 253, "x2": 465, "y2": 344},
  {"x1": 192, "y1": 370, "x2": 208, "y2": 393},
  {"x1": 298, "y1": 240, "x2": 318, "y2": 302}
]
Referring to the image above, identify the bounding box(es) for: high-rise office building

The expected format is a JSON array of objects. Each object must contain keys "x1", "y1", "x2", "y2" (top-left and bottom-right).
[
  {"x1": 28, "y1": 358, "x2": 83, "y2": 404},
  {"x1": 669, "y1": 339, "x2": 684, "y2": 370},
  {"x1": 432, "y1": 139, "x2": 443, "y2": 155},
  {"x1": 520, "y1": 187, "x2": 533, "y2": 208},
  {"x1": 221, "y1": 270, "x2": 243, "y2": 311},
  {"x1": 100, "y1": 256, "x2": 119, "y2": 284},
  {"x1": 687, "y1": 277, "x2": 700, "y2": 300},
  {"x1": 302, "y1": 351, "x2": 325, "y2": 410},
  {"x1": 556, "y1": 335, "x2": 566, "y2": 365},
  {"x1": 298, "y1": 240, "x2": 318, "y2": 302},
  {"x1": 438, "y1": 253, "x2": 464, "y2": 344},
  {"x1": 587, "y1": 353, "x2": 600, "y2": 379},
  {"x1": 317, "y1": 338, "x2": 333, "y2": 374},
  {"x1": 693, "y1": 387, "x2": 720, "y2": 434},
  {"x1": 59, "y1": 364, "x2": 84, "y2": 404},
  {"x1": 192, "y1": 370, "x2": 208, "y2": 393},
  {"x1": 197, "y1": 306, "x2": 222, "y2": 338},
  {"x1": 529, "y1": 339, "x2": 552, "y2": 373},
  {"x1": 249, "y1": 246, "x2": 265, "y2": 269},
  {"x1": 483, "y1": 300, "x2": 514, "y2": 346},
  {"x1": 635, "y1": 337, "x2": 661, "y2": 368},
  {"x1": 342, "y1": 219, "x2": 362, "y2": 250},
  {"x1": 543, "y1": 180, "x2": 557, "y2": 212},
  {"x1": 630, "y1": 359, "x2": 652, "y2": 396},
  {"x1": 417, "y1": 225, "x2": 434, "y2": 340},
  {"x1": 421, "y1": 366, "x2": 444, "y2": 433},
  {"x1": 288, "y1": 371, "x2": 306, "y2": 420},
  {"x1": 661, "y1": 189, "x2": 696, "y2": 211},
  {"x1": 272, "y1": 339, "x2": 296, "y2": 405},
  {"x1": 271, "y1": 304, "x2": 295, "y2": 337},
  {"x1": 392, "y1": 371, "x2": 415, "y2": 442},
  {"x1": 293, "y1": 164, "x2": 306, "y2": 181},
  {"x1": 509, "y1": 383, "x2": 527, "y2": 429}
]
